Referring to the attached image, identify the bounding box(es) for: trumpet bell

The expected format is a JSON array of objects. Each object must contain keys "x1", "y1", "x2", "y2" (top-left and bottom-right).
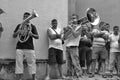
[
  {"x1": 18, "y1": 9, "x2": 39, "y2": 43},
  {"x1": 86, "y1": 8, "x2": 100, "y2": 25},
  {"x1": 32, "y1": 9, "x2": 39, "y2": 17}
]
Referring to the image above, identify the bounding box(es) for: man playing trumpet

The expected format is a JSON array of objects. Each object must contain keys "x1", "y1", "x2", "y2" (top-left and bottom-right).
[
  {"x1": 13, "y1": 12, "x2": 39, "y2": 80},
  {"x1": 63, "y1": 14, "x2": 82, "y2": 78}
]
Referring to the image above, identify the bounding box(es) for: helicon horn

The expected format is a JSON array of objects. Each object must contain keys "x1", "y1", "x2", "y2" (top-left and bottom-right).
[{"x1": 18, "y1": 9, "x2": 39, "y2": 43}]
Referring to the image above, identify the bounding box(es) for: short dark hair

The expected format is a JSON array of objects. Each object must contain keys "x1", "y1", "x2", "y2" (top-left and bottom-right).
[
  {"x1": 71, "y1": 14, "x2": 79, "y2": 19},
  {"x1": 99, "y1": 21, "x2": 106, "y2": 28},
  {"x1": 51, "y1": 19, "x2": 57, "y2": 23},
  {"x1": 113, "y1": 26, "x2": 119, "y2": 29},
  {"x1": 24, "y1": 12, "x2": 30, "y2": 16}
]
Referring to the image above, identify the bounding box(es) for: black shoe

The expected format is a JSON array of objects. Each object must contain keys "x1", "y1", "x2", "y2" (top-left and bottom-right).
[
  {"x1": 102, "y1": 74, "x2": 107, "y2": 78},
  {"x1": 89, "y1": 74, "x2": 94, "y2": 78},
  {"x1": 108, "y1": 74, "x2": 113, "y2": 78}
]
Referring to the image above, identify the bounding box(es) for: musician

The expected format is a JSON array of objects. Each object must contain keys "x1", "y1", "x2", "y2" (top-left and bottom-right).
[
  {"x1": 45, "y1": 19, "x2": 65, "y2": 80},
  {"x1": 13, "y1": 12, "x2": 39, "y2": 80},
  {"x1": 89, "y1": 21, "x2": 109, "y2": 78},
  {"x1": 78, "y1": 24, "x2": 93, "y2": 75},
  {"x1": 63, "y1": 14, "x2": 82, "y2": 78}
]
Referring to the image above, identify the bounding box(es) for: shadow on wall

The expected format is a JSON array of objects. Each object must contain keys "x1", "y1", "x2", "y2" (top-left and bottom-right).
[{"x1": 0, "y1": 59, "x2": 66, "y2": 80}]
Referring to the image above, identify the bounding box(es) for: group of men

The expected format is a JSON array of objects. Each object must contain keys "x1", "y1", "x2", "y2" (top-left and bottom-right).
[
  {"x1": 46, "y1": 13, "x2": 120, "y2": 80},
  {"x1": 0, "y1": 9, "x2": 120, "y2": 80}
]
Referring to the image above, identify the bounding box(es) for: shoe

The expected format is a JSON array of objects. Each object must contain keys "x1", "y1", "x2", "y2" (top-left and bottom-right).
[
  {"x1": 89, "y1": 74, "x2": 94, "y2": 78},
  {"x1": 108, "y1": 74, "x2": 113, "y2": 78},
  {"x1": 35, "y1": 78, "x2": 37, "y2": 80},
  {"x1": 102, "y1": 74, "x2": 107, "y2": 78},
  {"x1": 45, "y1": 76, "x2": 50, "y2": 80},
  {"x1": 60, "y1": 75, "x2": 66, "y2": 79}
]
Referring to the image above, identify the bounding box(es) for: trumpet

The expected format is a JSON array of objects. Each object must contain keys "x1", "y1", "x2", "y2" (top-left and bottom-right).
[
  {"x1": 63, "y1": 8, "x2": 100, "y2": 40},
  {"x1": 18, "y1": 9, "x2": 39, "y2": 43}
]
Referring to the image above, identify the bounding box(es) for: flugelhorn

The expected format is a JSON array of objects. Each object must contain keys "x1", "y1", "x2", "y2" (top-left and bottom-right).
[
  {"x1": 18, "y1": 9, "x2": 39, "y2": 43},
  {"x1": 63, "y1": 8, "x2": 100, "y2": 40}
]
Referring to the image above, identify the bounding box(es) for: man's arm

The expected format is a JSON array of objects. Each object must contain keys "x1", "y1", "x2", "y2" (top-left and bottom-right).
[
  {"x1": 63, "y1": 25, "x2": 82, "y2": 40},
  {"x1": 30, "y1": 24, "x2": 39, "y2": 39},
  {"x1": 47, "y1": 28, "x2": 61, "y2": 40},
  {"x1": 13, "y1": 24, "x2": 20, "y2": 38},
  {"x1": 70, "y1": 26, "x2": 82, "y2": 38},
  {"x1": 93, "y1": 32, "x2": 104, "y2": 37}
]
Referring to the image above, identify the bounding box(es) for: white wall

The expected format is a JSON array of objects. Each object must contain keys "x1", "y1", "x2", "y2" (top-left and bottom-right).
[{"x1": 0, "y1": 0, "x2": 68, "y2": 59}]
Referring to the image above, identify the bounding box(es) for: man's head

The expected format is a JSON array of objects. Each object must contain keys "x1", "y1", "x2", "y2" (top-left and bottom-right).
[
  {"x1": 71, "y1": 14, "x2": 79, "y2": 24},
  {"x1": 104, "y1": 23, "x2": 110, "y2": 31},
  {"x1": 113, "y1": 26, "x2": 119, "y2": 35},
  {"x1": 23, "y1": 12, "x2": 30, "y2": 20},
  {"x1": 51, "y1": 19, "x2": 58, "y2": 29},
  {"x1": 82, "y1": 24, "x2": 89, "y2": 35},
  {"x1": 99, "y1": 21, "x2": 108, "y2": 31}
]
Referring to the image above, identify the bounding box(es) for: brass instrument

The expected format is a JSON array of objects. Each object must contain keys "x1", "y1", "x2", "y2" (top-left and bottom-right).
[
  {"x1": 63, "y1": 8, "x2": 100, "y2": 40},
  {"x1": 18, "y1": 9, "x2": 39, "y2": 43}
]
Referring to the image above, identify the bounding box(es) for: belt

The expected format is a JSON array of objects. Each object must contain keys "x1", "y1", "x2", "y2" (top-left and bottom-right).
[{"x1": 67, "y1": 46, "x2": 78, "y2": 48}]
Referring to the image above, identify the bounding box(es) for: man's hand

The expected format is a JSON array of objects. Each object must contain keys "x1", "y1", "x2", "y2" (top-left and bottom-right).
[
  {"x1": 56, "y1": 34, "x2": 61, "y2": 38},
  {"x1": 67, "y1": 25, "x2": 74, "y2": 31}
]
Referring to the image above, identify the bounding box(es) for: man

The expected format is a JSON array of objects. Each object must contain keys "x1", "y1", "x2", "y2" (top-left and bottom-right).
[
  {"x1": 108, "y1": 26, "x2": 120, "y2": 78},
  {"x1": 79, "y1": 24, "x2": 93, "y2": 75},
  {"x1": 13, "y1": 12, "x2": 39, "y2": 80},
  {"x1": 0, "y1": 22, "x2": 3, "y2": 38},
  {"x1": 0, "y1": 8, "x2": 4, "y2": 37},
  {"x1": 89, "y1": 21, "x2": 109, "y2": 78},
  {"x1": 45, "y1": 19, "x2": 65, "y2": 80},
  {"x1": 63, "y1": 14, "x2": 82, "y2": 78}
]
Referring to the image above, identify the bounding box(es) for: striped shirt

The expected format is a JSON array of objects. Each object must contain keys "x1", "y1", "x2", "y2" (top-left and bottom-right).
[{"x1": 92, "y1": 29, "x2": 109, "y2": 47}]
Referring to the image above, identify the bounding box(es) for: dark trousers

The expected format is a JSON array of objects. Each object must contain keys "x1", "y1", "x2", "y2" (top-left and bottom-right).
[{"x1": 79, "y1": 46, "x2": 92, "y2": 68}]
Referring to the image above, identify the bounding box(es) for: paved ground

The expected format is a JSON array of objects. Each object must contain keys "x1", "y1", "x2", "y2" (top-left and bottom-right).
[{"x1": 50, "y1": 75, "x2": 120, "y2": 80}]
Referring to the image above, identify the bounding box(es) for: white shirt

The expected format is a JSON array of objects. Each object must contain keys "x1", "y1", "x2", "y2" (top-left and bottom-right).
[
  {"x1": 109, "y1": 33, "x2": 120, "y2": 52},
  {"x1": 48, "y1": 27, "x2": 63, "y2": 50},
  {"x1": 66, "y1": 25, "x2": 81, "y2": 47}
]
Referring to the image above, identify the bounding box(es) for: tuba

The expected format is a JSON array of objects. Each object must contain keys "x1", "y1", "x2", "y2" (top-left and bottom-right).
[
  {"x1": 78, "y1": 8, "x2": 100, "y2": 25},
  {"x1": 63, "y1": 8, "x2": 100, "y2": 40},
  {"x1": 18, "y1": 9, "x2": 39, "y2": 43}
]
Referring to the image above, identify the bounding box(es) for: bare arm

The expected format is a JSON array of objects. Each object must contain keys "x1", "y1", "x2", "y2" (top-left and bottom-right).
[
  {"x1": 47, "y1": 28, "x2": 61, "y2": 40},
  {"x1": 13, "y1": 30, "x2": 20, "y2": 38},
  {"x1": 63, "y1": 25, "x2": 82, "y2": 40},
  {"x1": 70, "y1": 25, "x2": 82, "y2": 38},
  {"x1": 13, "y1": 24, "x2": 20, "y2": 38},
  {"x1": 93, "y1": 32, "x2": 104, "y2": 37}
]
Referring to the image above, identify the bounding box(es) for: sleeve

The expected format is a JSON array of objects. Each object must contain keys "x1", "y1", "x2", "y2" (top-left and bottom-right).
[
  {"x1": 31, "y1": 24, "x2": 38, "y2": 35},
  {"x1": 14, "y1": 24, "x2": 20, "y2": 33}
]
